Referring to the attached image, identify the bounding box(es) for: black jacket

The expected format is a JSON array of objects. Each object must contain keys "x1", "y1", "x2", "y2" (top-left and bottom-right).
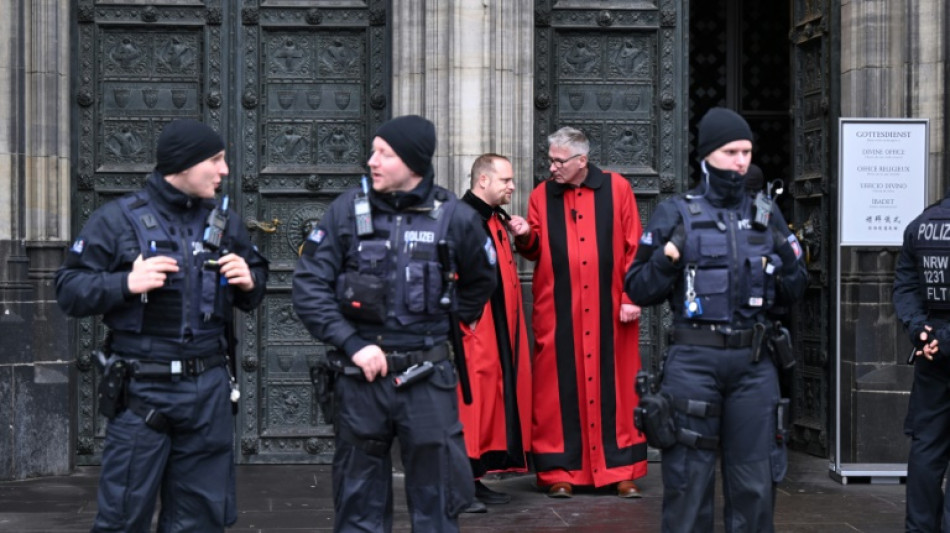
[
  {"x1": 293, "y1": 180, "x2": 496, "y2": 357},
  {"x1": 894, "y1": 196, "x2": 950, "y2": 349},
  {"x1": 55, "y1": 173, "x2": 269, "y2": 335},
  {"x1": 625, "y1": 164, "x2": 808, "y2": 327}
]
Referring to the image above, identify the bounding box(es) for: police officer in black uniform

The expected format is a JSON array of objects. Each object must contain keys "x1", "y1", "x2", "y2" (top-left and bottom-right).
[
  {"x1": 894, "y1": 193, "x2": 950, "y2": 532},
  {"x1": 625, "y1": 108, "x2": 807, "y2": 533},
  {"x1": 56, "y1": 119, "x2": 269, "y2": 532},
  {"x1": 292, "y1": 115, "x2": 497, "y2": 532}
]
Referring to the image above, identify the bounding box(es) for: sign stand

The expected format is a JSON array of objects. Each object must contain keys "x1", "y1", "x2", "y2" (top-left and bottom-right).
[{"x1": 832, "y1": 118, "x2": 928, "y2": 484}]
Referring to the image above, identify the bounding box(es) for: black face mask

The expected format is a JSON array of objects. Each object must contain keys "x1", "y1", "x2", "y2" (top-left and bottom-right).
[{"x1": 703, "y1": 161, "x2": 745, "y2": 205}]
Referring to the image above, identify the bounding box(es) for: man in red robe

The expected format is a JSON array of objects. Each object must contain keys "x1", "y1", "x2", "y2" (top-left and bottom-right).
[
  {"x1": 510, "y1": 126, "x2": 647, "y2": 498},
  {"x1": 458, "y1": 153, "x2": 533, "y2": 512}
]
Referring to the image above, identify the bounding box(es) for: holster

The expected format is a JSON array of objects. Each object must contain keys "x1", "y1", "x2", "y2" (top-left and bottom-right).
[
  {"x1": 769, "y1": 321, "x2": 796, "y2": 370},
  {"x1": 634, "y1": 369, "x2": 720, "y2": 451},
  {"x1": 310, "y1": 351, "x2": 363, "y2": 425},
  {"x1": 94, "y1": 350, "x2": 128, "y2": 420},
  {"x1": 635, "y1": 392, "x2": 679, "y2": 449},
  {"x1": 310, "y1": 359, "x2": 340, "y2": 425},
  {"x1": 634, "y1": 370, "x2": 678, "y2": 449}
]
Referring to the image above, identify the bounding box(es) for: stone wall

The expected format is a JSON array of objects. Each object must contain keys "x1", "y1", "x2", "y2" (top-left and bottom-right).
[
  {"x1": 0, "y1": 0, "x2": 73, "y2": 481},
  {"x1": 391, "y1": 0, "x2": 534, "y2": 206}
]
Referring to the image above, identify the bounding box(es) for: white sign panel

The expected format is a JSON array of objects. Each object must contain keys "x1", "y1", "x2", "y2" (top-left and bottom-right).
[{"x1": 839, "y1": 119, "x2": 929, "y2": 246}]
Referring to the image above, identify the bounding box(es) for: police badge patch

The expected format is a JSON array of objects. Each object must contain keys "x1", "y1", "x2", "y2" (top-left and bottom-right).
[
  {"x1": 70, "y1": 239, "x2": 85, "y2": 254},
  {"x1": 483, "y1": 237, "x2": 497, "y2": 266},
  {"x1": 787, "y1": 234, "x2": 803, "y2": 259},
  {"x1": 640, "y1": 231, "x2": 653, "y2": 246},
  {"x1": 307, "y1": 228, "x2": 325, "y2": 244}
]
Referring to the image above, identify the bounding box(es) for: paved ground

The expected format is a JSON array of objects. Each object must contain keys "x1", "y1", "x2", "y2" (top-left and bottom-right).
[{"x1": 0, "y1": 451, "x2": 905, "y2": 532}]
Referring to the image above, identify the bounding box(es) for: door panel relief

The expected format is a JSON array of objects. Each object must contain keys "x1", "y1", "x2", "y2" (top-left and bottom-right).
[
  {"x1": 235, "y1": 1, "x2": 389, "y2": 463},
  {"x1": 789, "y1": 0, "x2": 833, "y2": 457},
  {"x1": 74, "y1": 1, "x2": 226, "y2": 464},
  {"x1": 73, "y1": 0, "x2": 390, "y2": 465}
]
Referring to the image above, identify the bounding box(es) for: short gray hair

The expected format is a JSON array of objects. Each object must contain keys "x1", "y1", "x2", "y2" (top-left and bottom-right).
[{"x1": 547, "y1": 126, "x2": 590, "y2": 155}]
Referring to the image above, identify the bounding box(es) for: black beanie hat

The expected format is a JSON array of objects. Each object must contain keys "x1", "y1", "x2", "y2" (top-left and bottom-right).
[
  {"x1": 696, "y1": 107, "x2": 753, "y2": 160},
  {"x1": 374, "y1": 115, "x2": 436, "y2": 178},
  {"x1": 155, "y1": 119, "x2": 225, "y2": 176}
]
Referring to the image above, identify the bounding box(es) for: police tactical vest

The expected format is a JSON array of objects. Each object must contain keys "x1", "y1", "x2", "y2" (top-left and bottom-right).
[
  {"x1": 673, "y1": 194, "x2": 777, "y2": 325},
  {"x1": 117, "y1": 191, "x2": 230, "y2": 338},
  {"x1": 339, "y1": 190, "x2": 457, "y2": 337},
  {"x1": 913, "y1": 204, "x2": 950, "y2": 310}
]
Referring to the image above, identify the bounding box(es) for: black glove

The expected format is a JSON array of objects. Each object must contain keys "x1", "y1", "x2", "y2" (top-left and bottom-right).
[
  {"x1": 910, "y1": 326, "x2": 933, "y2": 349},
  {"x1": 929, "y1": 326, "x2": 950, "y2": 362},
  {"x1": 667, "y1": 223, "x2": 686, "y2": 254}
]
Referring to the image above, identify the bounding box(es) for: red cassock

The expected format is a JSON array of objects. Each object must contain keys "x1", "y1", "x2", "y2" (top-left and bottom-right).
[
  {"x1": 515, "y1": 166, "x2": 647, "y2": 488},
  {"x1": 458, "y1": 192, "x2": 532, "y2": 476}
]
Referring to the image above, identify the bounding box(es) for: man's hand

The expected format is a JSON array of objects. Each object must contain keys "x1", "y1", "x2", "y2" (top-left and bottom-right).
[
  {"x1": 619, "y1": 303, "x2": 641, "y2": 323},
  {"x1": 127, "y1": 254, "x2": 179, "y2": 295},
  {"x1": 508, "y1": 215, "x2": 531, "y2": 237},
  {"x1": 352, "y1": 345, "x2": 388, "y2": 382},
  {"x1": 218, "y1": 253, "x2": 255, "y2": 292}
]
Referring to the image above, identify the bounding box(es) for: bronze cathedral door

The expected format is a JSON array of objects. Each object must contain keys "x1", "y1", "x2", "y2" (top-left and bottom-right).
[{"x1": 73, "y1": 0, "x2": 390, "y2": 465}]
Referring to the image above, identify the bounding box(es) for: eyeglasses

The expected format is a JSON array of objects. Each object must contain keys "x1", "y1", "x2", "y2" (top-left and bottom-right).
[{"x1": 548, "y1": 153, "x2": 582, "y2": 168}]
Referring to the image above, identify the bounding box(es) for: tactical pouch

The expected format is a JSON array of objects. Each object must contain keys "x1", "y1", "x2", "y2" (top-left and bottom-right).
[
  {"x1": 336, "y1": 271, "x2": 387, "y2": 323},
  {"x1": 634, "y1": 370, "x2": 677, "y2": 449},
  {"x1": 776, "y1": 397, "x2": 791, "y2": 444},
  {"x1": 741, "y1": 257, "x2": 772, "y2": 309},
  {"x1": 769, "y1": 323, "x2": 795, "y2": 370},
  {"x1": 634, "y1": 392, "x2": 678, "y2": 449}
]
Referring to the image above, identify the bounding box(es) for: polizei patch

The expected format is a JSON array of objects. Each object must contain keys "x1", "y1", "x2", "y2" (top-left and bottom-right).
[
  {"x1": 403, "y1": 230, "x2": 435, "y2": 243},
  {"x1": 918, "y1": 222, "x2": 950, "y2": 241}
]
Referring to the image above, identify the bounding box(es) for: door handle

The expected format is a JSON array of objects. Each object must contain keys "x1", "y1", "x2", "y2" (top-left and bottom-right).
[{"x1": 245, "y1": 217, "x2": 282, "y2": 233}]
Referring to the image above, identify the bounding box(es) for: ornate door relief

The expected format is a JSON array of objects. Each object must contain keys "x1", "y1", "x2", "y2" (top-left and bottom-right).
[
  {"x1": 234, "y1": 0, "x2": 389, "y2": 464},
  {"x1": 788, "y1": 0, "x2": 836, "y2": 456},
  {"x1": 73, "y1": 0, "x2": 390, "y2": 465}
]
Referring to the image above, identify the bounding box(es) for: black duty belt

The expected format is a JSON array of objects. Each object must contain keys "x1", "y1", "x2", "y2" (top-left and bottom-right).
[
  {"x1": 111, "y1": 331, "x2": 226, "y2": 359},
  {"x1": 671, "y1": 327, "x2": 755, "y2": 348},
  {"x1": 325, "y1": 343, "x2": 450, "y2": 376},
  {"x1": 127, "y1": 354, "x2": 228, "y2": 380},
  {"x1": 385, "y1": 344, "x2": 449, "y2": 373}
]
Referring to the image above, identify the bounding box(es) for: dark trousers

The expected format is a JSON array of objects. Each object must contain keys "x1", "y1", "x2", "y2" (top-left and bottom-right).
[
  {"x1": 92, "y1": 366, "x2": 235, "y2": 533},
  {"x1": 332, "y1": 360, "x2": 473, "y2": 533},
  {"x1": 659, "y1": 344, "x2": 783, "y2": 533},
  {"x1": 905, "y1": 358, "x2": 950, "y2": 532}
]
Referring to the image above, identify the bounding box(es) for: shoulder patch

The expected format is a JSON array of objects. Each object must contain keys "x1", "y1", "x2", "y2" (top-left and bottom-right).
[
  {"x1": 307, "y1": 228, "x2": 326, "y2": 244},
  {"x1": 70, "y1": 238, "x2": 85, "y2": 254},
  {"x1": 787, "y1": 233, "x2": 803, "y2": 259},
  {"x1": 639, "y1": 231, "x2": 653, "y2": 246},
  {"x1": 483, "y1": 237, "x2": 497, "y2": 266}
]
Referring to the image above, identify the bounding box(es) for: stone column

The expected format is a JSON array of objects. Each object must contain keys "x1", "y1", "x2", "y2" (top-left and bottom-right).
[
  {"x1": 836, "y1": 0, "x2": 946, "y2": 467},
  {"x1": 391, "y1": 0, "x2": 534, "y2": 209},
  {"x1": 840, "y1": 0, "x2": 945, "y2": 197},
  {"x1": 0, "y1": 0, "x2": 73, "y2": 480}
]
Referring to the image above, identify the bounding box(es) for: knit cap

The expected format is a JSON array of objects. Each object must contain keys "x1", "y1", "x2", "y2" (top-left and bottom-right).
[
  {"x1": 696, "y1": 107, "x2": 753, "y2": 160},
  {"x1": 374, "y1": 115, "x2": 436, "y2": 178},
  {"x1": 155, "y1": 119, "x2": 225, "y2": 176}
]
